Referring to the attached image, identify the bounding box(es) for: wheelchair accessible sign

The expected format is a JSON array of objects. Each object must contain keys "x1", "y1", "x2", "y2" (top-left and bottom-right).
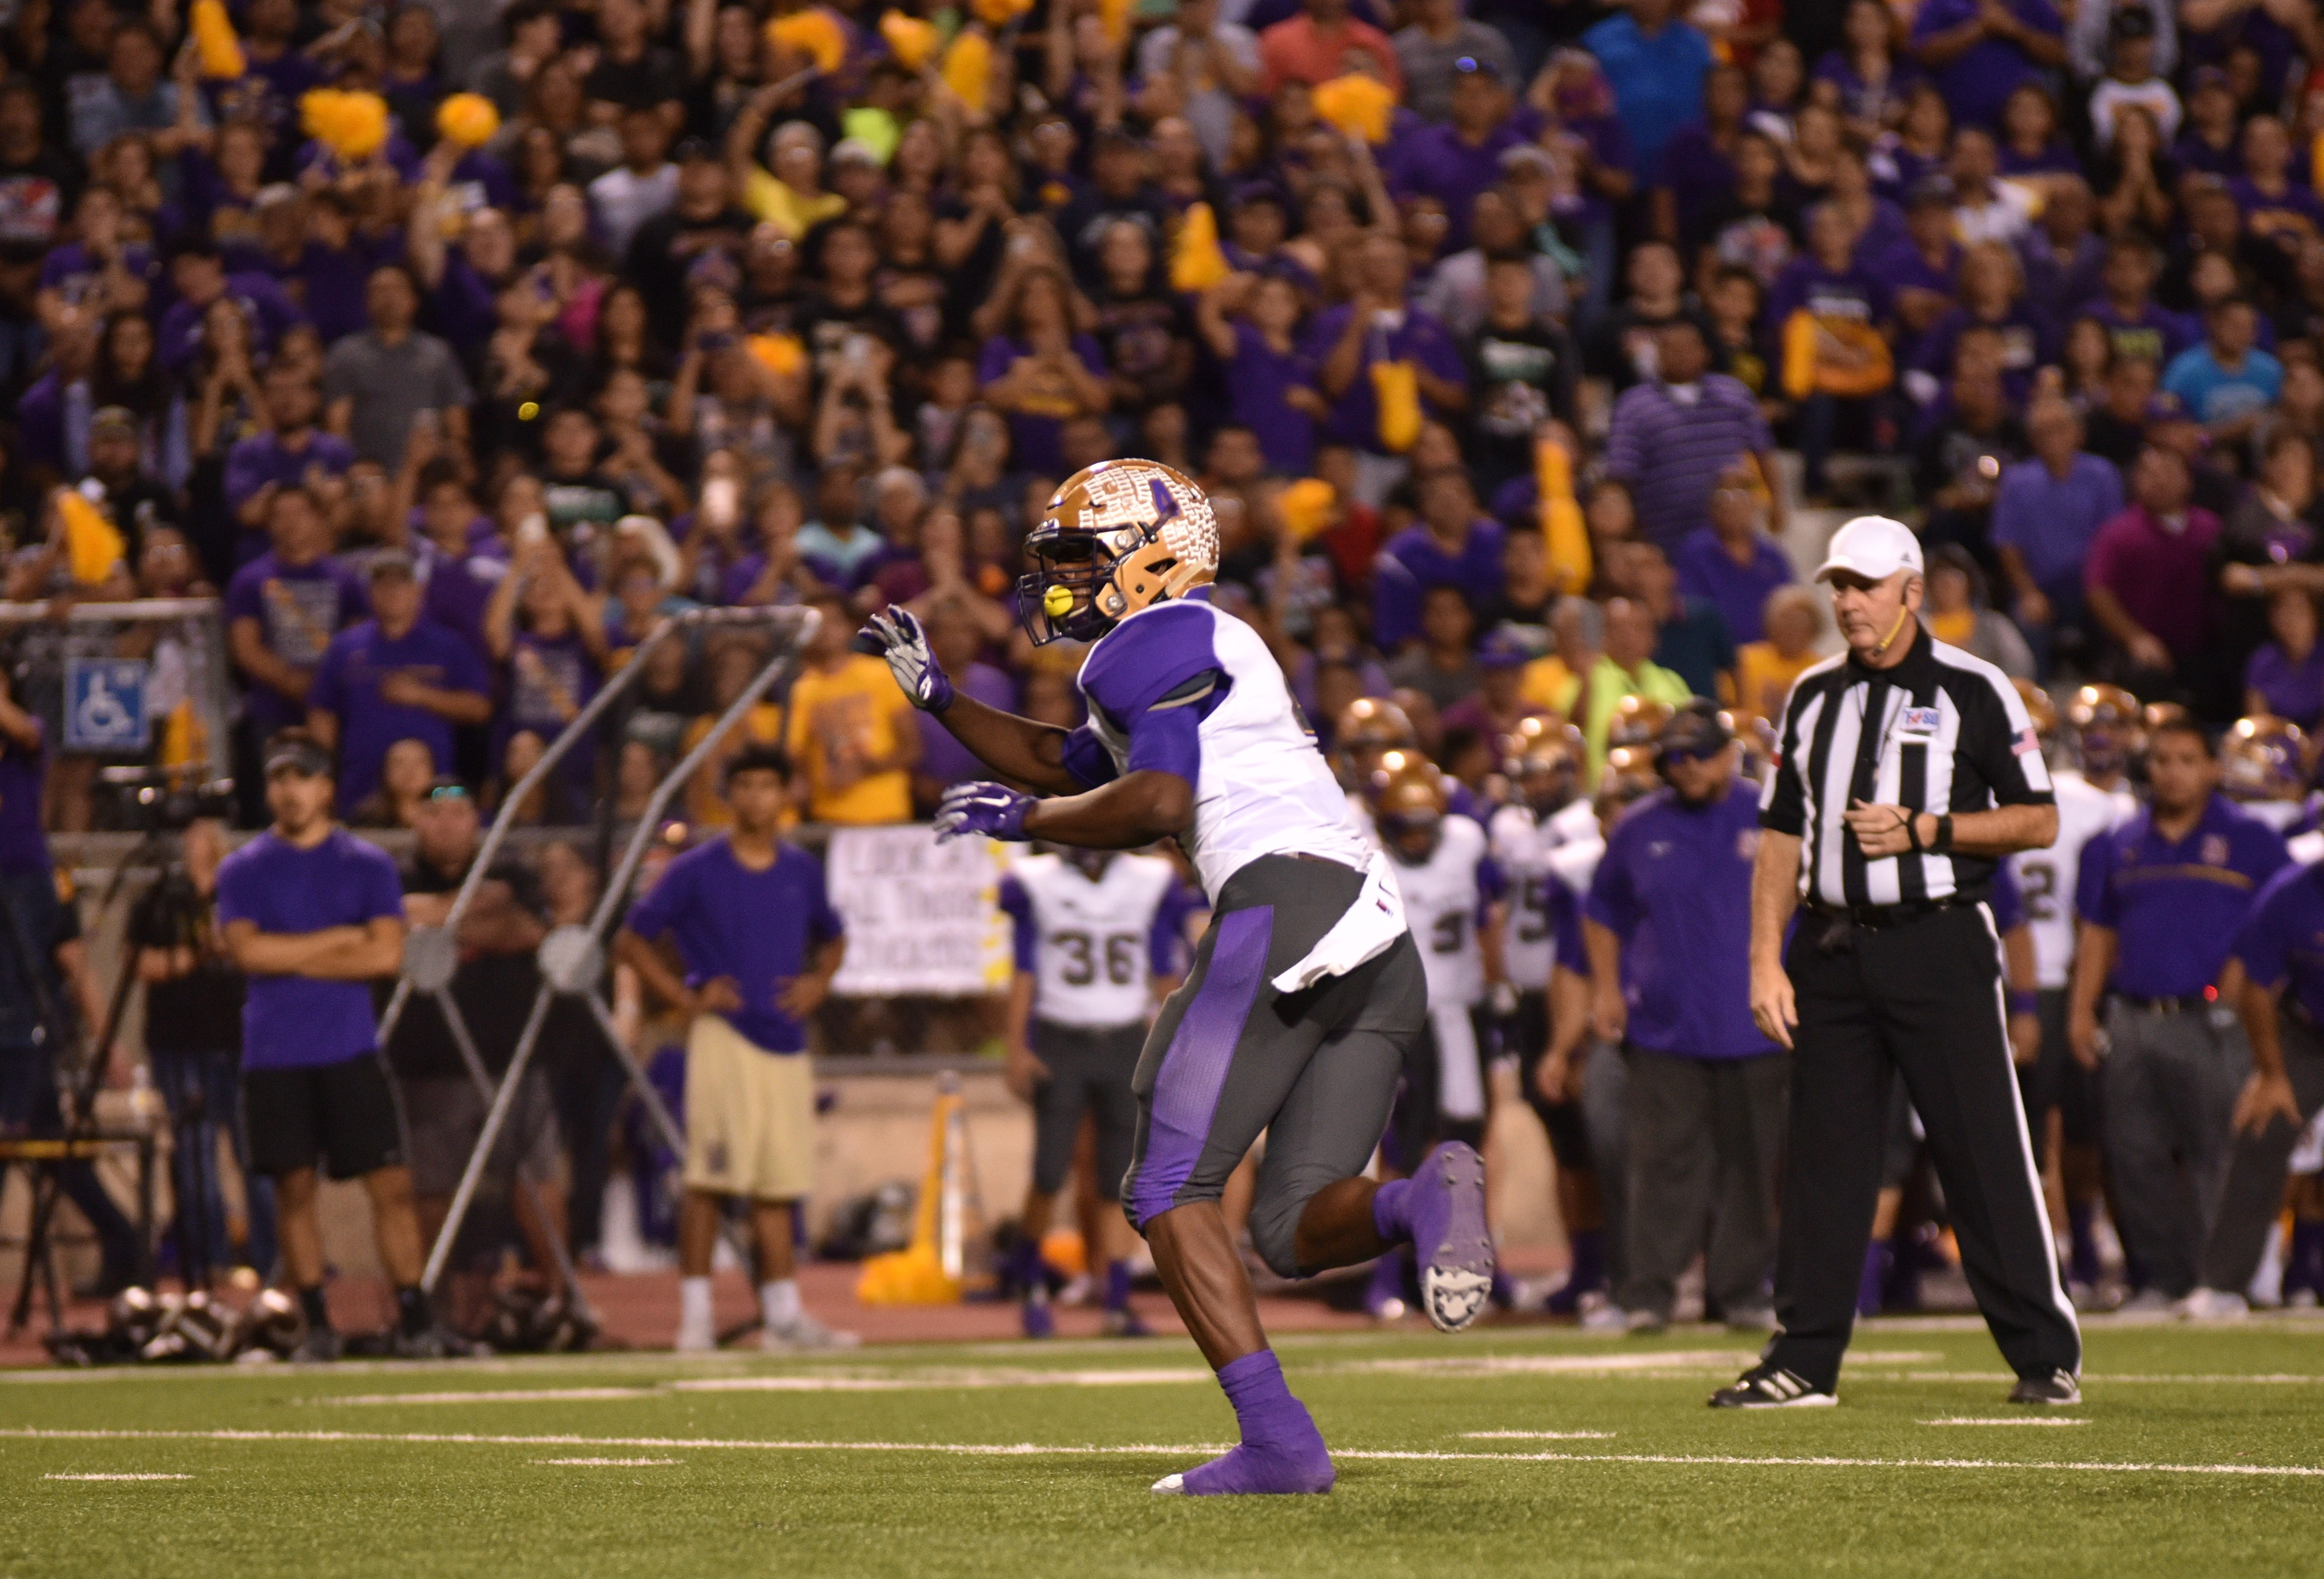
[{"x1": 64, "y1": 657, "x2": 150, "y2": 751}]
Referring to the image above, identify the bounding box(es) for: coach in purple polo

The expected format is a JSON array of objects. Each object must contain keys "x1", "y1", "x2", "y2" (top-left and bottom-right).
[
  {"x1": 2068, "y1": 715, "x2": 2288, "y2": 1309},
  {"x1": 1606, "y1": 320, "x2": 1784, "y2": 553}
]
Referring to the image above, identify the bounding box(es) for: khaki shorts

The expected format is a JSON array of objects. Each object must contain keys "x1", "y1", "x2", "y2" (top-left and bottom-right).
[{"x1": 682, "y1": 1015, "x2": 816, "y2": 1200}]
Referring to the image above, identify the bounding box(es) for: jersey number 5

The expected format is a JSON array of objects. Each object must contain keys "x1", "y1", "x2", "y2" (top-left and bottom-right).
[{"x1": 1431, "y1": 913, "x2": 1467, "y2": 955}]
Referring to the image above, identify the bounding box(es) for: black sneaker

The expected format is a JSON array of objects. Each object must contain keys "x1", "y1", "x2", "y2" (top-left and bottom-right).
[
  {"x1": 1708, "y1": 1365, "x2": 1837, "y2": 1409},
  {"x1": 2007, "y1": 1369, "x2": 2081, "y2": 1405}
]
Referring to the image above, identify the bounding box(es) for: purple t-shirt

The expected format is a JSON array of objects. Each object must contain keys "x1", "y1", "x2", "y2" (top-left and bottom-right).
[
  {"x1": 1673, "y1": 526, "x2": 1795, "y2": 645},
  {"x1": 224, "y1": 429, "x2": 357, "y2": 517},
  {"x1": 1229, "y1": 320, "x2": 1317, "y2": 476},
  {"x1": 2080, "y1": 298, "x2": 2197, "y2": 367},
  {"x1": 2078, "y1": 793, "x2": 2288, "y2": 996},
  {"x1": 1384, "y1": 109, "x2": 1543, "y2": 253},
  {"x1": 1299, "y1": 302, "x2": 1467, "y2": 456},
  {"x1": 623, "y1": 837, "x2": 844, "y2": 1053},
  {"x1": 157, "y1": 273, "x2": 305, "y2": 376},
  {"x1": 224, "y1": 551, "x2": 370, "y2": 736},
  {"x1": 2246, "y1": 642, "x2": 2324, "y2": 731},
  {"x1": 214, "y1": 827, "x2": 406, "y2": 1069},
  {"x1": 1373, "y1": 517, "x2": 1511, "y2": 652},
  {"x1": 308, "y1": 616, "x2": 493, "y2": 807},
  {"x1": 975, "y1": 332, "x2": 1110, "y2": 476},
  {"x1": 1910, "y1": 0, "x2": 2063, "y2": 128},
  {"x1": 1586, "y1": 778, "x2": 1774, "y2": 1058}
]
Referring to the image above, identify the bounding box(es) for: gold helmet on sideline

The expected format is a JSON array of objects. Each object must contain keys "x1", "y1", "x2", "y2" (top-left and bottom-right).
[
  {"x1": 2221, "y1": 715, "x2": 2309, "y2": 804},
  {"x1": 1504, "y1": 716, "x2": 1585, "y2": 815},
  {"x1": 1333, "y1": 696, "x2": 1418, "y2": 789},
  {"x1": 1017, "y1": 459, "x2": 1220, "y2": 645},
  {"x1": 1608, "y1": 695, "x2": 1675, "y2": 751},
  {"x1": 2011, "y1": 679, "x2": 2058, "y2": 743},
  {"x1": 1596, "y1": 744, "x2": 1662, "y2": 828},
  {"x1": 2064, "y1": 683, "x2": 2142, "y2": 775},
  {"x1": 1370, "y1": 751, "x2": 1450, "y2": 864}
]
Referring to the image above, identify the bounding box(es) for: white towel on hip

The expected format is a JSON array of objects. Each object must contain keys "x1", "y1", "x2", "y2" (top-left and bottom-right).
[{"x1": 1270, "y1": 848, "x2": 1410, "y2": 993}]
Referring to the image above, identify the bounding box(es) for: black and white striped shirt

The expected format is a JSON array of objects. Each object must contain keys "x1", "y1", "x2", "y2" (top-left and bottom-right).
[{"x1": 1759, "y1": 625, "x2": 2054, "y2": 907}]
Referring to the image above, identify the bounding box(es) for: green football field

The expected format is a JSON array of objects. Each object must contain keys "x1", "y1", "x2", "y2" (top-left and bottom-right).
[{"x1": 4, "y1": 1317, "x2": 2323, "y2": 1579}]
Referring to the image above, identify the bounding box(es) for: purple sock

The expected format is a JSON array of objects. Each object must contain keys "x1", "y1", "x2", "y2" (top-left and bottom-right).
[
  {"x1": 1164, "y1": 1351, "x2": 1334, "y2": 1495},
  {"x1": 2068, "y1": 1202, "x2": 2100, "y2": 1287},
  {"x1": 1372, "y1": 1178, "x2": 1414, "y2": 1242},
  {"x1": 1105, "y1": 1259, "x2": 1132, "y2": 1312}
]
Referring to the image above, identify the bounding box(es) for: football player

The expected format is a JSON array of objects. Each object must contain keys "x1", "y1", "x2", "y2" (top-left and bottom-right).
[
  {"x1": 2221, "y1": 715, "x2": 2312, "y2": 837},
  {"x1": 859, "y1": 460, "x2": 1488, "y2": 1498},
  {"x1": 998, "y1": 846, "x2": 1198, "y2": 1338},
  {"x1": 1491, "y1": 719, "x2": 1607, "y2": 1311}
]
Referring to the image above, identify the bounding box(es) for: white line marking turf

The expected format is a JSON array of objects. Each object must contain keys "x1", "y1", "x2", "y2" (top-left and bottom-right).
[
  {"x1": 1462, "y1": 1431, "x2": 1617, "y2": 1440},
  {"x1": 6, "y1": 1429, "x2": 2319, "y2": 1478},
  {"x1": 532, "y1": 1458, "x2": 680, "y2": 1466},
  {"x1": 1921, "y1": 1418, "x2": 2089, "y2": 1427},
  {"x1": 309, "y1": 1368, "x2": 1216, "y2": 1406},
  {"x1": 41, "y1": 1472, "x2": 193, "y2": 1481}
]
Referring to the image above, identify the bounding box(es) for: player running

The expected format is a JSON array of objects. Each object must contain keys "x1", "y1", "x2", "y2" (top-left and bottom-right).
[
  {"x1": 997, "y1": 845, "x2": 1198, "y2": 1337},
  {"x1": 859, "y1": 459, "x2": 1490, "y2": 1498}
]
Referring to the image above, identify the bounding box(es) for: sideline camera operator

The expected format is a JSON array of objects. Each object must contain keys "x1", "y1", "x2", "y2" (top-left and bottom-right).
[{"x1": 129, "y1": 817, "x2": 270, "y2": 1285}]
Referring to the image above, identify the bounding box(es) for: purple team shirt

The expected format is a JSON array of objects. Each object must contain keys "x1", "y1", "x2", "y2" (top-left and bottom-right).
[
  {"x1": 2232, "y1": 862, "x2": 2324, "y2": 1025},
  {"x1": 2077, "y1": 792, "x2": 2289, "y2": 996},
  {"x1": 623, "y1": 837, "x2": 844, "y2": 1053},
  {"x1": 1585, "y1": 779, "x2": 1776, "y2": 1059},
  {"x1": 214, "y1": 827, "x2": 406, "y2": 1069},
  {"x1": 307, "y1": 615, "x2": 492, "y2": 807},
  {"x1": 225, "y1": 551, "x2": 370, "y2": 737}
]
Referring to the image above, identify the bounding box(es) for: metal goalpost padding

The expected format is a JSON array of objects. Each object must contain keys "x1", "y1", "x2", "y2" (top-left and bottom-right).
[{"x1": 379, "y1": 604, "x2": 821, "y2": 1297}]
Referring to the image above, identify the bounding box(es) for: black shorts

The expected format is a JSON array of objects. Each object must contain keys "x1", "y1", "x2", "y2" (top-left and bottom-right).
[
  {"x1": 1028, "y1": 1020, "x2": 1143, "y2": 1200},
  {"x1": 243, "y1": 1051, "x2": 408, "y2": 1180},
  {"x1": 1511, "y1": 987, "x2": 1594, "y2": 1169},
  {"x1": 2017, "y1": 988, "x2": 2098, "y2": 1161}
]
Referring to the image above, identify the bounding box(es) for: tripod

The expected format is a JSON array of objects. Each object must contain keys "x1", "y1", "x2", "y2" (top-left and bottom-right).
[{"x1": 4, "y1": 826, "x2": 173, "y2": 1337}]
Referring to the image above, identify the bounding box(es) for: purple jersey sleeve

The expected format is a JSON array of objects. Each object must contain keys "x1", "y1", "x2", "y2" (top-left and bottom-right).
[
  {"x1": 1583, "y1": 826, "x2": 1640, "y2": 940},
  {"x1": 1549, "y1": 877, "x2": 1588, "y2": 975},
  {"x1": 1475, "y1": 851, "x2": 1506, "y2": 922},
  {"x1": 998, "y1": 873, "x2": 1038, "y2": 973},
  {"x1": 1150, "y1": 880, "x2": 1200, "y2": 977},
  {"x1": 1061, "y1": 722, "x2": 1121, "y2": 790},
  {"x1": 2232, "y1": 867, "x2": 2301, "y2": 990}
]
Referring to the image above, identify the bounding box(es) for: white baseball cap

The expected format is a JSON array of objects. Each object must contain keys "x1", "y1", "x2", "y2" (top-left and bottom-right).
[{"x1": 1813, "y1": 515, "x2": 1924, "y2": 584}]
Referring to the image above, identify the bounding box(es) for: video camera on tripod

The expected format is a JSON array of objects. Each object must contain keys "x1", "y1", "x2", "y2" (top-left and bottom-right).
[{"x1": 96, "y1": 766, "x2": 234, "y2": 833}]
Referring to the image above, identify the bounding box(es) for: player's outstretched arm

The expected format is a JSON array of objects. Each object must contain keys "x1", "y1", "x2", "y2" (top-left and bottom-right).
[{"x1": 859, "y1": 607, "x2": 1084, "y2": 795}]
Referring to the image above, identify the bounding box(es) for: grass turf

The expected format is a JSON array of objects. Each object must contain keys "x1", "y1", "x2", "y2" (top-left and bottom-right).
[{"x1": 3, "y1": 1318, "x2": 2323, "y2": 1578}]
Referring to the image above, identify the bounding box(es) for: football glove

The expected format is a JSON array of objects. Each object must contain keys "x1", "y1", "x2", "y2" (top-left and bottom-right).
[
  {"x1": 854, "y1": 605, "x2": 954, "y2": 713},
  {"x1": 933, "y1": 781, "x2": 1034, "y2": 843}
]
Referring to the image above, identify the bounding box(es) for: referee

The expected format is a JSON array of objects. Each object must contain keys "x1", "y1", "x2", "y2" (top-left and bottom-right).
[{"x1": 1717, "y1": 517, "x2": 2083, "y2": 1409}]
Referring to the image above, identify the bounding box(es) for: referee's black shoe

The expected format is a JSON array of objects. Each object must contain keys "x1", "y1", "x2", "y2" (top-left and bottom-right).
[
  {"x1": 2006, "y1": 1369, "x2": 2082, "y2": 1405},
  {"x1": 1707, "y1": 1365, "x2": 1837, "y2": 1408}
]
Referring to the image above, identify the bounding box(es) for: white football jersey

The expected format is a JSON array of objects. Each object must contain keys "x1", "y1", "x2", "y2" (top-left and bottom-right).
[
  {"x1": 1548, "y1": 796, "x2": 1599, "y2": 848},
  {"x1": 1001, "y1": 852, "x2": 1184, "y2": 1028},
  {"x1": 1078, "y1": 599, "x2": 1370, "y2": 901},
  {"x1": 2011, "y1": 767, "x2": 2135, "y2": 989},
  {"x1": 1489, "y1": 804, "x2": 1563, "y2": 990},
  {"x1": 1388, "y1": 813, "x2": 1493, "y2": 1008},
  {"x1": 1547, "y1": 832, "x2": 1607, "y2": 902}
]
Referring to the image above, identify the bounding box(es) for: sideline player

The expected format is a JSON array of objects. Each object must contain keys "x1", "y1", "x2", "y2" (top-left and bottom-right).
[
  {"x1": 997, "y1": 845, "x2": 1195, "y2": 1337},
  {"x1": 215, "y1": 730, "x2": 435, "y2": 1359},
  {"x1": 1492, "y1": 719, "x2": 1609, "y2": 1311},
  {"x1": 860, "y1": 459, "x2": 1488, "y2": 1497},
  {"x1": 614, "y1": 744, "x2": 857, "y2": 1353}
]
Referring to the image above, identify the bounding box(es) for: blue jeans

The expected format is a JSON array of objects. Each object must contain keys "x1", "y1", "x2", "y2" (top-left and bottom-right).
[{"x1": 150, "y1": 1047, "x2": 276, "y2": 1278}]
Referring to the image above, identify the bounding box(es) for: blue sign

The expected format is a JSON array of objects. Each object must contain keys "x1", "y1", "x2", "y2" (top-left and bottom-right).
[{"x1": 64, "y1": 658, "x2": 149, "y2": 752}]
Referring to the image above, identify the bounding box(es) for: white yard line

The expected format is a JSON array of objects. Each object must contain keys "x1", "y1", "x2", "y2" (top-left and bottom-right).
[
  {"x1": 1461, "y1": 1431, "x2": 1617, "y2": 1439},
  {"x1": 307, "y1": 1368, "x2": 1216, "y2": 1406},
  {"x1": 40, "y1": 1472, "x2": 193, "y2": 1481},
  {"x1": 532, "y1": 1458, "x2": 680, "y2": 1466},
  {"x1": 5, "y1": 1428, "x2": 2321, "y2": 1478},
  {"x1": 1921, "y1": 1417, "x2": 2089, "y2": 1427}
]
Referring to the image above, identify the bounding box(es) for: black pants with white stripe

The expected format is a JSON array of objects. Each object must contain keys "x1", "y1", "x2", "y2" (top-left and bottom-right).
[{"x1": 1767, "y1": 905, "x2": 2082, "y2": 1392}]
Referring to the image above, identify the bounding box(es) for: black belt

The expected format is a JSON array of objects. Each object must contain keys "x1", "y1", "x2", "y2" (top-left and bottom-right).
[
  {"x1": 2119, "y1": 993, "x2": 2211, "y2": 1015},
  {"x1": 1804, "y1": 897, "x2": 1971, "y2": 931}
]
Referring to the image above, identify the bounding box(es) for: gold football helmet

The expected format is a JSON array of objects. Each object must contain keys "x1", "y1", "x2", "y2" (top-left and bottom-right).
[{"x1": 1017, "y1": 459, "x2": 1220, "y2": 645}]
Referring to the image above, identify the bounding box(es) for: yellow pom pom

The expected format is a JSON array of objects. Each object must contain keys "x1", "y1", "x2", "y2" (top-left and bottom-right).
[
  {"x1": 1277, "y1": 478, "x2": 1336, "y2": 544},
  {"x1": 190, "y1": 0, "x2": 245, "y2": 79},
  {"x1": 766, "y1": 8, "x2": 848, "y2": 74},
  {"x1": 1312, "y1": 73, "x2": 1396, "y2": 145},
  {"x1": 435, "y1": 93, "x2": 501, "y2": 151},
  {"x1": 1169, "y1": 202, "x2": 1230, "y2": 293},
  {"x1": 971, "y1": 0, "x2": 1032, "y2": 25},
  {"x1": 879, "y1": 10, "x2": 938, "y2": 71},
  {"x1": 1043, "y1": 585, "x2": 1075, "y2": 619},
  {"x1": 941, "y1": 29, "x2": 992, "y2": 114},
  {"x1": 301, "y1": 88, "x2": 390, "y2": 161}
]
